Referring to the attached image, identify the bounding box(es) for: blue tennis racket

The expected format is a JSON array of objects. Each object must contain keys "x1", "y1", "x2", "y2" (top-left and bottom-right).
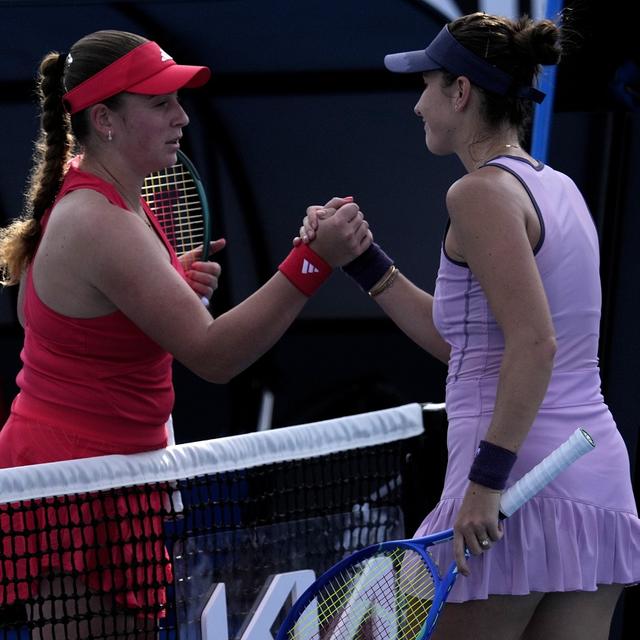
[{"x1": 277, "y1": 427, "x2": 595, "y2": 640}]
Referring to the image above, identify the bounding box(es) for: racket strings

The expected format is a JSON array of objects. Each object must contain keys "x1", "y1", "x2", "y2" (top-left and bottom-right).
[
  {"x1": 141, "y1": 163, "x2": 205, "y2": 255},
  {"x1": 291, "y1": 548, "x2": 437, "y2": 640}
]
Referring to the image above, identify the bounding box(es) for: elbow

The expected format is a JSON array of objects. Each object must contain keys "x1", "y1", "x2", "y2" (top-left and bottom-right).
[
  {"x1": 506, "y1": 330, "x2": 557, "y2": 370},
  {"x1": 539, "y1": 333, "x2": 557, "y2": 367},
  {"x1": 201, "y1": 373, "x2": 231, "y2": 385},
  {"x1": 195, "y1": 357, "x2": 245, "y2": 384},
  {"x1": 211, "y1": 369, "x2": 235, "y2": 385},
  {"x1": 198, "y1": 365, "x2": 236, "y2": 385},
  {"x1": 532, "y1": 333, "x2": 557, "y2": 376}
]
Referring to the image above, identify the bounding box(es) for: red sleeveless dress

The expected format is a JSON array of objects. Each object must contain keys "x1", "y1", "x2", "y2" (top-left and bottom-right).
[{"x1": 0, "y1": 158, "x2": 184, "y2": 614}]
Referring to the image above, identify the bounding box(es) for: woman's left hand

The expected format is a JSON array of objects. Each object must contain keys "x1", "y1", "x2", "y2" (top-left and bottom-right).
[
  {"x1": 180, "y1": 238, "x2": 226, "y2": 305},
  {"x1": 293, "y1": 196, "x2": 354, "y2": 246},
  {"x1": 452, "y1": 482, "x2": 503, "y2": 576}
]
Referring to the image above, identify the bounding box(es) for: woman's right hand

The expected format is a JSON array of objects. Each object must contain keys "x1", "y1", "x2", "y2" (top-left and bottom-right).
[
  {"x1": 293, "y1": 196, "x2": 352, "y2": 246},
  {"x1": 310, "y1": 199, "x2": 372, "y2": 267},
  {"x1": 452, "y1": 482, "x2": 504, "y2": 577}
]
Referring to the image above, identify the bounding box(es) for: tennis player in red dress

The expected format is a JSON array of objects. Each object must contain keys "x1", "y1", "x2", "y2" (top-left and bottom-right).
[{"x1": 0, "y1": 29, "x2": 372, "y2": 637}]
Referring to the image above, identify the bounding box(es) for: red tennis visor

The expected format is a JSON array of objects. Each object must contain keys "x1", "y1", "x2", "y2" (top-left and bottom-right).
[{"x1": 63, "y1": 41, "x2": 211, "y2": 115}]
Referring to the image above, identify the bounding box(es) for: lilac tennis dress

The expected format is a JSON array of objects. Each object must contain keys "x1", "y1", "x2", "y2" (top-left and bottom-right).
[{"x1": 417, "y1": 155, "x2": 640, "y2": 601}]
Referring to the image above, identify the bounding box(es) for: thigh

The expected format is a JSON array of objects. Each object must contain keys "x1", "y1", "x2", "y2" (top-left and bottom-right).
[
  {"x1": 521, "y1": 585, "x2": 623, "y2": 640},
  {"x1": 0, "y1": 414, "x2": 85, "y2": 467},
  {"x1": 431, "y1": 593, "x2": 544, "y2": 640}
]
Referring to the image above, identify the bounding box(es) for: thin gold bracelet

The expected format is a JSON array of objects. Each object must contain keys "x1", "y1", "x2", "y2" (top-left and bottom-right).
[
  {"x1": 368, "y1": 265, "x2": 395, "y2": 295},
  {"x1": 369, "y1": 265, "x2": 399, "y2": 297}
]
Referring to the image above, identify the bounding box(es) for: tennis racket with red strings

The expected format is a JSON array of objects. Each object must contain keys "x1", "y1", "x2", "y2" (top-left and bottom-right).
[{"x1": 141, "y1": 150, "x2": 212, "y2": 303}]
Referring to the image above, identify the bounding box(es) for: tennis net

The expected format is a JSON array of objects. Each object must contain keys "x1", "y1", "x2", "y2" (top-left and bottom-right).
[{"x1": 0, "y1": 403, "x2": 429, "y2": 640}]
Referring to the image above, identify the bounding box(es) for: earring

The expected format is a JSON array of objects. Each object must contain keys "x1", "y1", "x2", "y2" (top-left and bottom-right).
[{"x1": 107, "y1": 130, "x2": 113, "y2": 142}]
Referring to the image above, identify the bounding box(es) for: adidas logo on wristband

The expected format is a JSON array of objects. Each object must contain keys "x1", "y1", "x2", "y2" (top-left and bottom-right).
[
  {"x1": 279, "y1": 245, "x2": 332, "y2": 296},
  {"x1": 301, "y1": 259, "x2": 320, "y2": 274}
]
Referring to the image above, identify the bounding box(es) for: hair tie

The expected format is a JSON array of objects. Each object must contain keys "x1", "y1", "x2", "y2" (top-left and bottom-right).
[
  {"x1": 55, "y1": 52, "x2": 69, "y2": 94},
  {"x1": 57, "y1": 52, "x2": 68, "y2": 71}
]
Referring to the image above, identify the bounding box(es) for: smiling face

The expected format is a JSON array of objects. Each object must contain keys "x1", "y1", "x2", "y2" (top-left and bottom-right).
[
  {"x1": 413, "y1": 71, "x2": 459, "y2": 156},
  {"x1": 109, "y1": 92, "x2": 189, "y2": 174}
]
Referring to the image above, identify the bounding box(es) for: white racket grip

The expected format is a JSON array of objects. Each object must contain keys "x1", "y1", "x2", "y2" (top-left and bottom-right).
[{"x1": 499, "y1": 428, "x2": 595, "y2": 518}]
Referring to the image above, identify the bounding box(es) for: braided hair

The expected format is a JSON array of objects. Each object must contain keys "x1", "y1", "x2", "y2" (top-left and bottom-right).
[{"x1": 0, "y1": 30, "x2": 146, "y2": 285}]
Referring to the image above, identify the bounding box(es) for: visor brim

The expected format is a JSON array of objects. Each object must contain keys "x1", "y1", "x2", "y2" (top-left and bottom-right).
[
  {"x1": 384, "y1": 50, "x2": 441, "y2": 74},
  {"x1": 128, "y1": 64, "x2": 211, "y2": 94}
]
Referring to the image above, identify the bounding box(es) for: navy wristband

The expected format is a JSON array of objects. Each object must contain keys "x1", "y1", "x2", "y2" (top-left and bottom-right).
[
  {"x1": 341, "y1": 243, "x2": 394, "y2": 292},
  {"x1": 468, "y1": 440, "x2": 517, "y2": 491}
]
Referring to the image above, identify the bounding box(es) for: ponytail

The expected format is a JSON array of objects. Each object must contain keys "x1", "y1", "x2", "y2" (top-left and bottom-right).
[
  {"x1": 0, "y1": 52, "x2": 73, "y2": 286},
  {"x1": 2, "y1": 31, "x2": 148, "y2": 286}
]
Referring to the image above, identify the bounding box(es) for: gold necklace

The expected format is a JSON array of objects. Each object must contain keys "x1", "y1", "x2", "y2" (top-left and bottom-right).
[
  {"x1": 474, "y1": 144, "x2": 522, "y2": 170},
  {"x1": 120, "y1": 192, "x2": 153, "y2": 229},
  {"x1": 110, "y1": 181, "x2": 153, "y2": 230},
  {"x1": 86, "y1": 159, "x2": 151, "y2": 224},
  {"x1": 81, "y1": 157, "x2": 154, "y2": 230},
  {"x1": 136, "y1": 206, "x2": 154, "y2": 230}
]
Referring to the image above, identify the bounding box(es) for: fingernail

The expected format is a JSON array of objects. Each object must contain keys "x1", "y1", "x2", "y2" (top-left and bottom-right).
[{"x1": 342, "y1": 196, "x2": 354, "y2": 201}]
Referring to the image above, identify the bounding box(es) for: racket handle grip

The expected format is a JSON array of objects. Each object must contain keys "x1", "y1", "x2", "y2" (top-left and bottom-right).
[{"x1": 499, "y1": 428, "x2": 595, "y2": 518}]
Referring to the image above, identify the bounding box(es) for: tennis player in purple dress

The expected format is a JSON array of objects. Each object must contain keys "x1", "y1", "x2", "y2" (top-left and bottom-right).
[{"x1": 301, "y1": 11, "x2": 640, "y2": 640}]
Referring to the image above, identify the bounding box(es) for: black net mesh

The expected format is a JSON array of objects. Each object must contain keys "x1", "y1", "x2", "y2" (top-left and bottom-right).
[{"x1": 0, "y1": 426, "x2": 422, "y2": 640}]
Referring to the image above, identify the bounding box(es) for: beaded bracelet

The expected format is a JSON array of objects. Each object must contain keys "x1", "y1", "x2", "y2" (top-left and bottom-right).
[{"x1": 468, "y1": 440, "x2": 517, "y2": 491}]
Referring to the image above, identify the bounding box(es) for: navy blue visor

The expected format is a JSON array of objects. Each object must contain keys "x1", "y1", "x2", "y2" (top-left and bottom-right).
[{"x1": 384, "y1": 26, "x2": 545, "y2": 103}]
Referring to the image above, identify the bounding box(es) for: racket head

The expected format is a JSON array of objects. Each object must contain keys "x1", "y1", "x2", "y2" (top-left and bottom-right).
[
  {"x1": 276, "y1": 537, "x2": 453, "y2": 640},
  {"x1": 278, "y1": 428, "x2": 596, "y2": 640},
  {"x1": 141, "y1": 150, "x2": 212, "y2": 260}
]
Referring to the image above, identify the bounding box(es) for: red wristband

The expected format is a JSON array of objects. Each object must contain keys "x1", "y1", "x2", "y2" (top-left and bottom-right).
[{"x1": 278, "y1": 244, "x2": 332, "y2": 297}]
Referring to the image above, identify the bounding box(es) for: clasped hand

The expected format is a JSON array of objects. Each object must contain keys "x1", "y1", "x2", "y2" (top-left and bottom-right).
[
  {"x1": 179, "y1": 195, "x2": 371, "y2": 306},
  {"x1": 293, "y1": 196, "x2": 373, "y2": 265}
]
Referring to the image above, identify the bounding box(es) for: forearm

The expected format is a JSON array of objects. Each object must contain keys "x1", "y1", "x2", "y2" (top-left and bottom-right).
[
  {"x1": 340, "y1": 243, "x2": 450, "y2": 364},
  {"x1": 484, "y1": 334, "x2": 556, "y2": 452},
  {"x1": 373, "y1": 273, "x2": 450, "y2": 364},
  {"x1": 192, "y1": 273, "x2": 308, "y2": 382}
]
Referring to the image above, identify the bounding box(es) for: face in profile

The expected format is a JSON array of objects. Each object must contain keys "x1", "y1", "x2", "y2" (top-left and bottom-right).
[
  {"x1": 414, "y1": 71, "x2": 458, "y2": 156},
  {"x1": 104, "y1": 92, "x2": 190, "y2": 174}
]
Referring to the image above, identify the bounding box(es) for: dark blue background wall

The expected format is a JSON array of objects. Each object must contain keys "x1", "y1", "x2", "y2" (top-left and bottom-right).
[{"x1": 0, "y1": 2, "x2": 638, "y2": 635}]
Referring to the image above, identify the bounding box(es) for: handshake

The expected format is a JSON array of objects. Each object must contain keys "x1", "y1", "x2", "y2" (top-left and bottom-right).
[{"x1": 281, "y1": 195, "x2": 397, "y2": 298}]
